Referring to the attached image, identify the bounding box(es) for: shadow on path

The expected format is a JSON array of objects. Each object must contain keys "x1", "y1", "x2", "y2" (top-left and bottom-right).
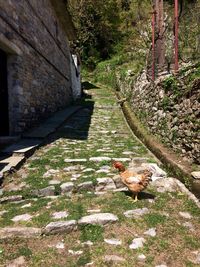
[
  {"x1": 82, "y1": 81, "x2": 99, "y2": 90},
  {"x1": 0, "y1": 89, "x2": 95, "y2": 176},
  {"x1": 46, "y1": 90, "x2": 95, "y2": 143},
  {"x1": 124, "y1": 190, "x2": 156, "y2": 201}
]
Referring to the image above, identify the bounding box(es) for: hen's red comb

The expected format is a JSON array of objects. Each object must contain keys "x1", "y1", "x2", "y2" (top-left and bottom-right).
[{"x1": 112, "y1": 161, "x2": 125, "y2": 169}]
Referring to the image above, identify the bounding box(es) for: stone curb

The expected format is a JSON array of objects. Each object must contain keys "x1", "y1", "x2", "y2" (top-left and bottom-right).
[{"x1": 115, "y1": 91, "x2": 200, "y2": 198}]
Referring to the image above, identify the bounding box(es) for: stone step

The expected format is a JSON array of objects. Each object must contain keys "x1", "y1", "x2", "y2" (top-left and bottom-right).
[
  {"x1": 2, "y1": 138, "x2": 41, "y2": 157},
  {"x1": 0, "y1": 155, "x2": 25, "y2": 178}
]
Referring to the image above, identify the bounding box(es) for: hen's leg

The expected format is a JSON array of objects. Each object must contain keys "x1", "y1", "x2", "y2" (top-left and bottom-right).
[
  {"x1": 132, "y1": 193, "x2": 138, "y2": 202},
  {"x1": 128, "y1": 193, "x2": 138, "y2": 202}
]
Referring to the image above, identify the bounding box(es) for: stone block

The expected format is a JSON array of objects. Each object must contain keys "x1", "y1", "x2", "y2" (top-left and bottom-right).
[
  {"x1": 95, "y1": 178, "x2": 116, "y2": 191},
  {"x1": 78, "y1": 213, "x2": 119, "y2": 225},
  {"x1": 44, "y1": 220, "x2": 77, "y2": 234}
]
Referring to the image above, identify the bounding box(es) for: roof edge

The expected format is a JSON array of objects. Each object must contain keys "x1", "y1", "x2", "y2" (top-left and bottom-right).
[{"x1": 49, "y1": 0, "x2": 76, "y2": 41}]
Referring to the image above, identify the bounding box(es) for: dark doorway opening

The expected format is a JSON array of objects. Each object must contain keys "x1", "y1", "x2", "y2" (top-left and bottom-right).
[{"x1": 0, "y1": 49, "x2": 9, "y2": 136}]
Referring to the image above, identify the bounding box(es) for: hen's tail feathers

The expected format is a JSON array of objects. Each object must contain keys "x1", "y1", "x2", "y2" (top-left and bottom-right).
[{"x1": 143, "y1": 170, "x2": 153, "y2": 186}]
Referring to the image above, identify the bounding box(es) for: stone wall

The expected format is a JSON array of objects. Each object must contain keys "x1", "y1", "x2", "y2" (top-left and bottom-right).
[
  {"x1": 71, "y1": 55, "x2": 81, "y2": 100},
  {"x1": 117, "y1": 68, "x2": 200, "y2": 164},
  {"x1": 0, "y1": 0, "x2": 75, "y2": 135}
]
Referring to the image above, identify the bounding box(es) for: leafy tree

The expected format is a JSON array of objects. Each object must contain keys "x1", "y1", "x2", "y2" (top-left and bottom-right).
[
  {"x1": 67, "y1": 0, "x2": 121, "y2": 69},
  {"x1": 67, "y1": 0, "x2": 200, "y2": 72},
  {"x1": 121, "y1": 0, "x2": 131, "y2": 11},
  {"x1": 164, "y1": 0, "x2": 200, "y2": 62}
]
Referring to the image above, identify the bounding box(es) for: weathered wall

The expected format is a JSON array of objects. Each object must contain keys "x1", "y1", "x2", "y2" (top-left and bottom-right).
[
  {"x1": 0, "y1": 0, "x2": 74, "y2": 134},
  {"x1": 117, "y1": 68, "x2": 200, "y2": 164},
  {"x1": 71, "y1": 55, "x2": 81, "y2": 100}
]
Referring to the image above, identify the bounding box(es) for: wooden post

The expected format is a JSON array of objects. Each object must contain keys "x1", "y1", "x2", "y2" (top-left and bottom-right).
[
  {"x1": 174, "y1": 0, "x2": 179, "y2": 72},
  {"x1": 152, "y1": 9, "x2": 156, "y2": 81},
  {"x1": 158, "y1": 0, "x2": 165, "y2": 69},
  {"x1": 154, "y1": 0, "x2": 165, "y2": 72}
]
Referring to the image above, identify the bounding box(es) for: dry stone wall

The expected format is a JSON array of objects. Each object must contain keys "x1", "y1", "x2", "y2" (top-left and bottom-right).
[
  {"x1": 0, "y1": 0, "x2": 73, "y2": 134},
  {"x1": 117, "y1": 69, "x2": 200, "y2": 164}
]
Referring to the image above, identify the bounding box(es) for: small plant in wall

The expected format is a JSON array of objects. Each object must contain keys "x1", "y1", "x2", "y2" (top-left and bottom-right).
[
  {"x1": 161, "y1": 96, "x2": 171, "y2": 111},
  {"x1": 162, "y1": 76, "x2": 178, "y2": 94},
  {"x1": 171, "y1": 128, "x2": 178, "y2": 142}
]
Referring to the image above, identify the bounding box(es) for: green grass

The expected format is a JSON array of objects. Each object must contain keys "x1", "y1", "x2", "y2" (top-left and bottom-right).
[
  {"x1": 50, "y1": 198, "x2": 86, "y2": 221},
  {"x1": 184, "y1": 199, "x2": 200, "y2": 217},
  {"x1": 76, "y1": 251, "x2": 92, "y2": 267},
  {"x1": 18, "y1": 246, "x2": 32, "y2": 259},
  {"x1": 31, "y1": 211, "x2": 51, "y2": 227},
  {"x1": 184, "y1": 236, "x2": 200, "y2": 249},
  {"x1": 30, "y1": 249, "x2": 58, "y2": 267},
  {"x1": 143, "y1": 213, "x2": 168, "y2": 227},
  {"x1": 79, "y1": 224, "x2": 104, "y2": 242},
  {"x1": 157, "y1": 239, "x2": 170, "y2": 251},
  {"x1": 187, "y1": 66, "x2": 200, "y2": 83},
  {"x1": 185, "y1": 261, "x2": 200, "y2": 267}
]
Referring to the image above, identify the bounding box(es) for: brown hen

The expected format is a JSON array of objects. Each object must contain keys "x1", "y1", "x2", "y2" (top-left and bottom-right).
[{"x1": 113, "y1": 161, "x2": 152, "y2": 202}]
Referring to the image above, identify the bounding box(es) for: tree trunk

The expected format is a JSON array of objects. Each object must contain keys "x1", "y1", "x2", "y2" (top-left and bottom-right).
[{"x1": 154, "y1": 0, "x2": 165, "y2": 72}]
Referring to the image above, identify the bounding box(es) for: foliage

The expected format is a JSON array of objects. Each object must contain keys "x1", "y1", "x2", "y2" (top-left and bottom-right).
[
  {"x1": 164, "y1": 0, "x2": 200, "y2": 62},
  {"x1": 187, "y1": 65, "x2": 200, "y2": 83},
  {"x1": 161, "y1": 96, "x2": 171, "y2": 111},
  {"x1": 68, "y1": 0, "x2": 200, "y2": 80},
  {"x1": 68, "y1": 0, "x2": 121, "y2": 69},
  {"x1": 68, "y1": 0, "x2": 153, "y2": 70},
  {"x1": 162, "y1": 76, "x2": 178, "y2": 93}
]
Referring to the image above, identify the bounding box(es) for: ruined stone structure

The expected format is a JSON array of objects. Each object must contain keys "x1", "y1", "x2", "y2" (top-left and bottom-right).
[{"x1": 0, "y1": 0, "x2": 79, "y2": 136}]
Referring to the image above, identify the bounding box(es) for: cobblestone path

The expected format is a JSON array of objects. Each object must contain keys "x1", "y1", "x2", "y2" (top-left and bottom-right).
[{"x1": 0, "y1": 84, "x2": 200, "y2": 266}]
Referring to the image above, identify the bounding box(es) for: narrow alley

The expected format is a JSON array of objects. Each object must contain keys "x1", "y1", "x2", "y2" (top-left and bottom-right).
[{"x1": 0, "y1": 84, "x2": 200, "y2": 267}]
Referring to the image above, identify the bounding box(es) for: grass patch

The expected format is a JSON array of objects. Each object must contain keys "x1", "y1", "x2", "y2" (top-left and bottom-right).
[
  {"x1": 76, "y1": 251, "x2": 92, "y2": 266},
  {"x1": 50, "y1": 198, "x2": 86, "y2": 221},
  {"x1": 184, "y1": 236, "x2": 200, "y2": 249},
  {"x1": 79, "y1": 224, "x2": 104, "y2": 242},
  {"x1": 161, "y1": 95, "x2": 172, "y2": 111},
  {"x1": 18, "y1": 246, "x2": 32, "y2": 259},
  {"x1": 184, "y1": 199, "x2": 200, "y2": 217},
  {"x1": 151, "y1": 192, "x2": 173, "y2": 210},
  {"x1": 157, "y1": 239, "x2": 170, "y2": 251},
  {"x1": 31, "y1": 211, "x2": 51, "y2": 227},
  {"x1": 185, "y1": 260, "x2": 200, "y2": 267},
  {"x1": 143, "y1": 213, "x2": 168, "y2": 227}
]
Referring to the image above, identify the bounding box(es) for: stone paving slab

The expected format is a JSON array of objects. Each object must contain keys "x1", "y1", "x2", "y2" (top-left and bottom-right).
[
  {"x1": 0, "y1": 227, "x2": 42, "y2": 239},
  {"x1": 0, "y1": 156, "x2": 25, "y2": 174}
]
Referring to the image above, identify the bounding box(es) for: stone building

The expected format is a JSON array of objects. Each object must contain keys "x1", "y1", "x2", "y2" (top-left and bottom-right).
[{"x1": 0, "y1": 0, "x2": 80, "y2": 137}]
